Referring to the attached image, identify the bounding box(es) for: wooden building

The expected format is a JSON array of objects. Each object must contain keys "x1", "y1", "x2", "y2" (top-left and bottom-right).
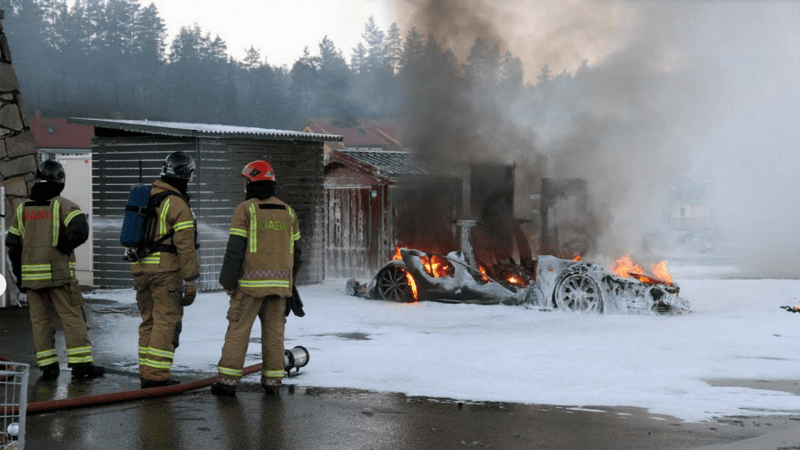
[
  {"x1": 324, "y1": 149, "x2": 462, "y2": 278},
  {"x1": 68, "y1": 117, "x2": 342, "y2": 290}
]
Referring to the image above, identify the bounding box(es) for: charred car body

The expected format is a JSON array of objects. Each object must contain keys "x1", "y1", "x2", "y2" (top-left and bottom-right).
[
  {"x1": 346, "y1": 173, "x2": 689, "y2": 314},
  {"x1": 346, "y1": 220, "x2": 690, "y2": 314}
]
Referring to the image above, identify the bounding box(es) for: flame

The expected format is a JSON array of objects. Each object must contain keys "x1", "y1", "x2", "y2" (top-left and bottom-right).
[
  {"x1": 406, "y1": 272, "x2": 418, "y2": 300},
  {"x1": 507, "y1": 276, "x2": 520, "y2": 285},
  {"x1": 650, "y1": 260, "x2": 673, "y2": 285},
  {"x1": 478, "y1": 266, "x2": 490, "y2": 282},
  {"x1": 612, "y1": 255, "x2": 673, "y2": 285},
  {"x1": 392, "y1": 247, "x2": 403, "y2": 260},
  {"x1": 612, "y1": 255, "x2": 645, "y2": 278},
  {"x1": 572, "y1": 255, "x2": 581, "y2": 261}
]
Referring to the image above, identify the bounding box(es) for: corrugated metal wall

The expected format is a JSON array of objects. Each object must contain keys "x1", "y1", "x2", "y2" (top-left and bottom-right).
[{"x1": 92, "y1": 135, "x2": 324, "y2": 291}]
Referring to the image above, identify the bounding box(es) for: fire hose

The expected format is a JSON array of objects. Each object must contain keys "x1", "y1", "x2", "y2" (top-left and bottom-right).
[{"x1": 4, "y1": 346, "x2": 309, "y2": 416}]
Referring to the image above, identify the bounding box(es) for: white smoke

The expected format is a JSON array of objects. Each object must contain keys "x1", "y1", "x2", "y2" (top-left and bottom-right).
[{"x1": 390, "y1": 0, "x2": 800, "y2": 277}]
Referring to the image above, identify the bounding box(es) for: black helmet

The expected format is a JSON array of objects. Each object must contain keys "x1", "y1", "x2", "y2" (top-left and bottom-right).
[
  {"x1": 36, "y1": 159, "x2": 66, "y2": 184},
  {"x1": 160, "y1": 152, "x2": 195, "y2": 180}
]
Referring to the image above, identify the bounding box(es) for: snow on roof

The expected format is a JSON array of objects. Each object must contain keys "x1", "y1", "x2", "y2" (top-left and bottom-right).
[
  {"x1": 68, "y1": 117, "x2": 343, "y2": 142},
  {"x1": 335, "y1": 149, "x2": 434, "y2": 178}
]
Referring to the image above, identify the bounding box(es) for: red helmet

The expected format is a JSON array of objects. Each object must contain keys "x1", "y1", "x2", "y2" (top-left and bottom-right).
[{"x1": 241, "y1": 160, "x2": 276, "y2": 182}]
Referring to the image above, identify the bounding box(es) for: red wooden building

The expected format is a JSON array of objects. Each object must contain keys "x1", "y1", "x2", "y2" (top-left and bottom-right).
[{"x1": 324, "y1": 149, "x2": 462, "y2": 278}]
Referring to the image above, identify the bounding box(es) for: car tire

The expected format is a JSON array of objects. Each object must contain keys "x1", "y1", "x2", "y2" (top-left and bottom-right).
[
  {"x1": 375, "y1": 265, "x2": 415, "y2": 302},
  {"x1": 553, "y1": 273, "x2": 603, "y2": 313}
]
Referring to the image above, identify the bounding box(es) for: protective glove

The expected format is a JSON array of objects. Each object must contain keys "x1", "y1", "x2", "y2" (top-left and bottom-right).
[
  {"x1": 182, "y1": 282, "x2": 197, "y2": 306},
  {"x1": 285, "y1": 285, "x2": 305, "y2": 317}
]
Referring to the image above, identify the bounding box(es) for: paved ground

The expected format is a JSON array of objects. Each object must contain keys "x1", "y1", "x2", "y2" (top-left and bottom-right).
[{"x1": 2, "y1": 300, "x2": 799, "y2": 450}]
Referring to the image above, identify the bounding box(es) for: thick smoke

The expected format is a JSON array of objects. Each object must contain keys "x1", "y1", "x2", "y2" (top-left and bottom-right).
[{"x1": 392, "y1": 0, "x2": 800, "y2": 277}]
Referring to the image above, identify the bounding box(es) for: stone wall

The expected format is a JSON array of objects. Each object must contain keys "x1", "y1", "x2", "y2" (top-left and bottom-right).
[
  {"x1": 1, "y1": 10, "x2": 38, "y2": 305},
  {"x1": 0, "y1": 10, "x2": 38, "y2": 218}
]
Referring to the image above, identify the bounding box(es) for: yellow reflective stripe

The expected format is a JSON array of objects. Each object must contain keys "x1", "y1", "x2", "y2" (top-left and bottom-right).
[
  {"x1": 36, "y1": 348, "x2": 58, "y2": 366},
  {"x1": 292, "y1": 231, "x2": 301, "y2": 242},
  {"x1": 131, "y1": 254, "x2": 161, "y2": 265},
  {"x1": 38, "y1": 356, "x2": 58, "y2": 366},
  {"x1": 139, "y1": 346, "x2": 148, "y2": 354},
  {"x1": 248, "y1": 203, "x2": 257, "y2": 253},
  {"x1": 52, "y1": 199, "x2": 60, "y2": 247},
  {"x1": 238, "y1": 280, "x2": 291, "y2": 288},
  {"x1": 230, "y1": 227, "x2": 247, "y2": 238},
  {"x1": 218, "y1": 366, "x2": 243, "y2": 377},
  {"x1": 67, "y1": 346, "x2": 92, "y2": 355},
  {"x1": 22, "y1": 264, "x2": 53, "y2": 281},
  {"x1": 37, "y1": 349, "x2": 58, "y2": 358},
  {"x1": 16, "y1": 203, "x2": 25, "y2": 236},
  {"x1": 159, "y1": 198, "x2": 171, "y2": 236},
  {"x1": 22, "y1": 273, "x2": 52, "y2": 280},
  {"x1": 64, "y1": 209, "x2": 82, "y2": 226},
  {"x1": 142, "y1": 359, "x2": 172, "y2": 369},
  {"x1": 173, "y1": 220, "x2": 194, "y2": 232},
  {"x1": 263, "y1": 370, "x2": 284, "y2": 378},
  {"x1": 147, "y1": 347, "x2": 175, "y2": 359},
  {"x1": 69, "y1": 262, "x2": 76, "y2": 269},
  {"x1": 9, "y1": 226, "x2": 20, "y2": 236},
  {"x1": 68, "y1": 355, "x2": 93, "y2": 364}
]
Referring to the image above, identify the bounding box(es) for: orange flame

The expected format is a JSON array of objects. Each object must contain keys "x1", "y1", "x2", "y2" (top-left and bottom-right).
[
  {"x1": 612, "y1": 255, "x2": 645, "y2": 278},
  {"x1": 406, "y1": 272, "x2": 418, "y2": 300},
  {"x1": 650, "y1": 260, "x2": 673, "y2": 285},
  {"x1": 612, "y1": 255, "x2": 673, "y2": 285},
  {"x1": 572, "y1": 255, "x2": 581, "y2": 261}
]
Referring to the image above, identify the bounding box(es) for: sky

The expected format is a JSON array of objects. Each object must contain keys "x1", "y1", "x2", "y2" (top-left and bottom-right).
[
  {"x1": 141, "y1": 0, "x2": 397, "y2": 68},
  {"x1": 128, "y1": 0, "x2": 646, "y2": 81},
  {"x1": 83, "y1": 265, "x2": 800, "y2": 423}
]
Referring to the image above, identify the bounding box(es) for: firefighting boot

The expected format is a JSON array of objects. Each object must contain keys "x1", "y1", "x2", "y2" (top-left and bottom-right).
[
  {"x1": 261, "y1": 376, "x2": 281, "y2": 395},
  {"x1": 140, "y1": 377, "x2": 180, "y2": 389},
  {"x1": 210, "y1": 379, "x2": 237, "y2": 397},
  {"x1": 71, "y1": 363, "x2": 106, "y2": 379},
  {"x1": 40, "y1": 363, "x2": 60, "y2": 380}
]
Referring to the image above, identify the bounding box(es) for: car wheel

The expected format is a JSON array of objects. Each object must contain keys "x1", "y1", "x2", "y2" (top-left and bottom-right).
[
  {"x1": 376, "y1": 265, "x2": 414, "y2": 302},
  {"x1": 554, "y1": 273, "x2": 603, "y2": 313}
]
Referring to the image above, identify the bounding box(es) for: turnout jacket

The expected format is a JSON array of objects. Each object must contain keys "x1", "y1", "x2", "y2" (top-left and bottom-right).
[
  {"x1": 219, "y1": 196, "x2": 301, "y2": 298},
  {"x1": 6, "y1": 196, "x2": 88, "y2": 290},
  {"x1": 129, "y1": 179, "x2": 200, "y2": 282}
]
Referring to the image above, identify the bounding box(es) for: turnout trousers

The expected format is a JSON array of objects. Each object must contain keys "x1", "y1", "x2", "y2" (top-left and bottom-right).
[
  {"x1": 27, "y1": 279, "x2": 94, "y2": 369},
  {"x1": 134, "y1": 271, "x2": 183, "y2": 382},
  {"x1": 217, "y1": 291, "x2": 286, "y2": 384}
]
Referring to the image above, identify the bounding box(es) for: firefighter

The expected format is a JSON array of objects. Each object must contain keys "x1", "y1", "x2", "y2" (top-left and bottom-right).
[
  {"x1": 132, "y1": 151, "x2": 199, "y2": 389},
  {"x1": 5, "y1": 159, "x2": 106, "y2": 380},
  {"x1": 211, "y1": 160, "x2": 302, "y2": 396}
]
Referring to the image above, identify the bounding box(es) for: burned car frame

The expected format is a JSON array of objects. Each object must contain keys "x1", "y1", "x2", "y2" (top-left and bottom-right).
[{"x1": 346, "y1": 220, "x2": 690, "y2": 314}]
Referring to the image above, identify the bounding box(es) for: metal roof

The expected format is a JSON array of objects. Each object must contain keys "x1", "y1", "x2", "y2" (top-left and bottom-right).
[
  {"x1": 67, "y1": 117, "x2": 343, "y2": 142},
  {"x1": 339, "y1": 149, "x2": 434, "y2": 177}
]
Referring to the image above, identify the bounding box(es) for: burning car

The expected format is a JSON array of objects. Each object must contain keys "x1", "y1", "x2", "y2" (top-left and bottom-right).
[{"x1": 345, "y1": 220, "x2": 690, "y2": 314}]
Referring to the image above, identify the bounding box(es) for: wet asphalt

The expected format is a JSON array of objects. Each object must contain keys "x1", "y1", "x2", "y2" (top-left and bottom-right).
[{"x1": 2, "y1": 300, "x2": 799, "y2": 450}]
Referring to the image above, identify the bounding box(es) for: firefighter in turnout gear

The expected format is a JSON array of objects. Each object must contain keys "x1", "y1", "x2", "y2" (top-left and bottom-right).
[
  {"x1": 5, "y1": 160, "x2": 106, "y2": 380},
  {"x1": 132, "y1": 151, "x2": 200, "y2": 389},
  {"x1": 211, "y1": 160, "x2": 302, "y2": 396}
]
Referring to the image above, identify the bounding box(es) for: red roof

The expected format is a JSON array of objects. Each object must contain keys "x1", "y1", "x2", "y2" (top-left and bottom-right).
[
  {"x1": 31, "y1": 112, "x2": 93, "y2": 149},
  {"x1": 304, "y1": 118, "x2": 404, "y2": 149}
]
